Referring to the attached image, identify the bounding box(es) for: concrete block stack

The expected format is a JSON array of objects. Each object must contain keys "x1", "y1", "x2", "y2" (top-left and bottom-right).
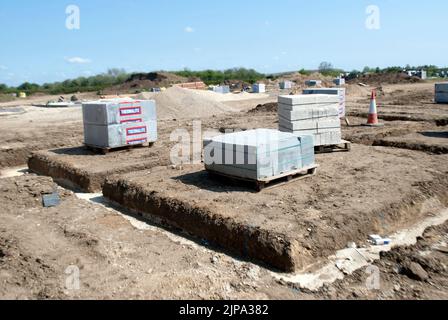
[
  {"x1": 252, "y1": 83, "x2": 266, "y2": 93},
  {"x1": 82, "y1": 98, "x2": 157, "y2": 149},
  {"x1": 333, "y1": 78, "x2": 345, "y2": 86},
  {"x1": 279, "y1": 81, "x2": 293, "y2": 90},
  {"x1": 204, "y1": 129, "x2": 315, "y2": 181},
  {"x1": 212, "y1": 86, "x2": 230, "y2": 94},
  {"x1": 303, "y1": 88, "x2": 346, "y2": 118},
  {"x1": 435, "y1": 83, "x2": 448, "y2": 104},
  {"x1": 305, "y1": 80, "x2": 322, "y2": 87},
  {"x1": 278, "y1": 94, "x2": 342, "y2": 147}
]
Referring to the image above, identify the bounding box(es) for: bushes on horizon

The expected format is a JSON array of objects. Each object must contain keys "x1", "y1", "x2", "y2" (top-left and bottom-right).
[{"x1": 174, "y1": 68, "x2": 265, "y2": 85}]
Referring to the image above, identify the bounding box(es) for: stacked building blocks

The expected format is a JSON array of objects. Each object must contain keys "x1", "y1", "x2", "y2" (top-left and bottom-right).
[
  {"x1": 82, "y1": 98, "x2": 157, "y2": 151},
  {"x1": 204, "y1": 129, "x2": 316, "y2": 189},
  {"x1": 303, "y1": 88, "x2": 346, "y2": 118},
  {"x1": 278, "y1": 94, "x2": 342, "y2": 147},
  {"x1": 279, "y1": 81, "x2": 293, "y2": 90},
  {"x1": 435, "y1": 83, "x2": 448, "y2": 104},
  {"x1": 252, "y1": 83, "x2": 266, "y2": 93}
]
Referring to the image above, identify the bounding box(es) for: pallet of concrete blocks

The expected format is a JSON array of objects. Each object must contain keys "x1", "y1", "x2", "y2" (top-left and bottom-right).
[
  {"x1": 82, "y1": 98, "x2": 157, "y2": 152},
  {"x1": 203, "y1": 129, "x2": 317, "y2": 191},
  {"x1": 212, "y1": 85, "x2": 230, "y2": 94},
  {"x1": 280, "y1": 80, "x2": 294, "y2": 90},
  {"x1": 303, "y1": 88, "x2": 346, "y2": 118},
  {"x1": 252, "y1": 83, "x2": 266, "y2": 93},
  {"x1": 278, "y1": 94, "x2": 344, "y2": 148},
  {"x1": 435, "y1": 83, "x2": 448, "y2": 104}
]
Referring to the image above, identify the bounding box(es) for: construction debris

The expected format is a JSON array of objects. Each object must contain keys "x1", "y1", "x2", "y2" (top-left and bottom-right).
[
  {"x1": 42, "y1": 192, "x2": 60, "y2": 208},
  {"x1": 369, "y1": 234, "x2": 391, "y2": 246}
]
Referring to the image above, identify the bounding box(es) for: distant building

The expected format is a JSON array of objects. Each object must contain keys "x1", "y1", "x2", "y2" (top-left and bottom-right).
[{"x1": 406, "y1": 70, "x2": 427, "y2": 80}]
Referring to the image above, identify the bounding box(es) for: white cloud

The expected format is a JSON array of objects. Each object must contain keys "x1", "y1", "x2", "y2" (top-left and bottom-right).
[
  {"x1": 65, "y1": 57, "x2": 92, "y2": 64},
  {"x1": 184, "y1": 26, "x2": 195, "y2": 33},
  {"x1": 0, "y1": 65, "x2": 7, "y2": 70}
]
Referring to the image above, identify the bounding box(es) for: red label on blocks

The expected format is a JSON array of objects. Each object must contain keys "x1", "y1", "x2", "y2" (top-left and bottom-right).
[
  {"x1": 126, "y1": 126, "x2": 147, "y2": 136},
  {"x1": 120, "y1": 106, "x2": 142, "y2": 116},
  {"x1": 121, "y1": 118, "x2": 143, "y2": 124},
  {"x1": 127, "y1": 138, "x2": 147, "y2": 145}
]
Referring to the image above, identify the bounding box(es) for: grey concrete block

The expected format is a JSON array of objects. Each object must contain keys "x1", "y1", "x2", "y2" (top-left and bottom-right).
[
  {"x1": 279, "y1": 81, "x2": 293, "y2": 90},
  {"x1": 82, "y1": 99, "x2": 157, "y2": 126},
  {"x1": 204, "y1": 129, "x2": 315, "y2": 181},
  {"x1": 84, "y1": 120, "x2": 157, "y2": 149},
  {"x1": 303, "y1": 88, "x2": 346, "y2": 118},
  {"x1": 278, "y1": 94, "x2": 339, "y2": 106},
  {"x1": 435, "y1": 92, "x2": 448, "y2": 103},
  {"x1": 435, "y1": 83, "x2": 448, "y2": 93},
  {"x1": 278, "y1": 103, "x2": 339, "y2": 121},
  {"x1": 278, "y1": 117, "x2": 341, "y2": 132},
  {"x1": 252, "y1": 83, "x2": 266, "y2": 93}
]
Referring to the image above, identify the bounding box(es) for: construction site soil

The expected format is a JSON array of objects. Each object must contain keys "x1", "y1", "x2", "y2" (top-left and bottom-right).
[
  {"x1": 102, "y1": 146, "x2": 448, "y2": 272},
  {"x1": 1, "y1": 80, "x2": 448, "y2": 299}
]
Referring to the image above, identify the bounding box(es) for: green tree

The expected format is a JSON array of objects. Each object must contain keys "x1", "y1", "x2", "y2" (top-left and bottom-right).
[
  {"x1": 318, "y1": 62, "x2": 333, "y2": 74},
  {"x1": 0, "y1": 83, "x2": 8, "y2": 92}
]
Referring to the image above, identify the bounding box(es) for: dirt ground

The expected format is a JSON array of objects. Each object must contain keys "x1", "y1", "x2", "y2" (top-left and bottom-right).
[
  {"x1": 1, "y1": 80, "x2": 448, "y2": 299},
  {"x1": 0, "y1": 174, "x2": 447, "y2": 299},
  {"x1": 102, "y1": 145, "x2": 448, "y2": 272},
  {"x1": 313, "y1": 221, "x2": 448, "y2": 300}
]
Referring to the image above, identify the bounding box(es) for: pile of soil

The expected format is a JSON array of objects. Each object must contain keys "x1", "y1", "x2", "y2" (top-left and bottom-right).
[
  {"x1": 223, "y1": 80, "x2": 251, "y2": 92},
  {"x1": 103, "y1": 72, "x2": 189, "y2": 94},
  {"x1": 348, "y1": 72, "x2": 423, "y2": 85},
  {"x1": 136, "y1": 86, "x2": 239, "y2": 120},
  {"x1": 248, "y1": 102, "x2": 278, "y2": 113},
  {"x1": 271, "y1": 72, "x2": 335, "y2": 89}
]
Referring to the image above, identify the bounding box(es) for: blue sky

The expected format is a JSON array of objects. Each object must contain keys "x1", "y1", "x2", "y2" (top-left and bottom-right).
[{"x1": 0, "y1": 0, "x2": 447, "y2": 86}]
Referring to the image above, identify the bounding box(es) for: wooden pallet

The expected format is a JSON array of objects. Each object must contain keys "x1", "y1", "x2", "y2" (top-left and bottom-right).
[
  {"x1": 315, "y1": 140, "x2": 351, "y2": 154},
  {"x1": 84, "y1": 143, "x2": 154, "y2": 155},
  {"x1": 207, "y1": 164, "x2": 318, "y2": 192}
]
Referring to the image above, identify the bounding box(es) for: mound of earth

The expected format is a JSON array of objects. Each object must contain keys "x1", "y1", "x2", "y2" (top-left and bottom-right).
[
  {"x1": 248, "y1": 102, "x2": 278, "y2": 113},
  {"x1": 136, "y1": 86, "x2": 239, "y2": 120},
  {"x1": 348, "y1": 72, "x2": 423, "y2": 85},
  {"x1": 103, "y1": 72, "x2": 190, "y2": 94}
]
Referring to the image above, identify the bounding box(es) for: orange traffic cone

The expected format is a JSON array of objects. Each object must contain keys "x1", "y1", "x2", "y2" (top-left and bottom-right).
[{"x1": 362, "y1": 90, "x2": 384, "y2": 127}]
